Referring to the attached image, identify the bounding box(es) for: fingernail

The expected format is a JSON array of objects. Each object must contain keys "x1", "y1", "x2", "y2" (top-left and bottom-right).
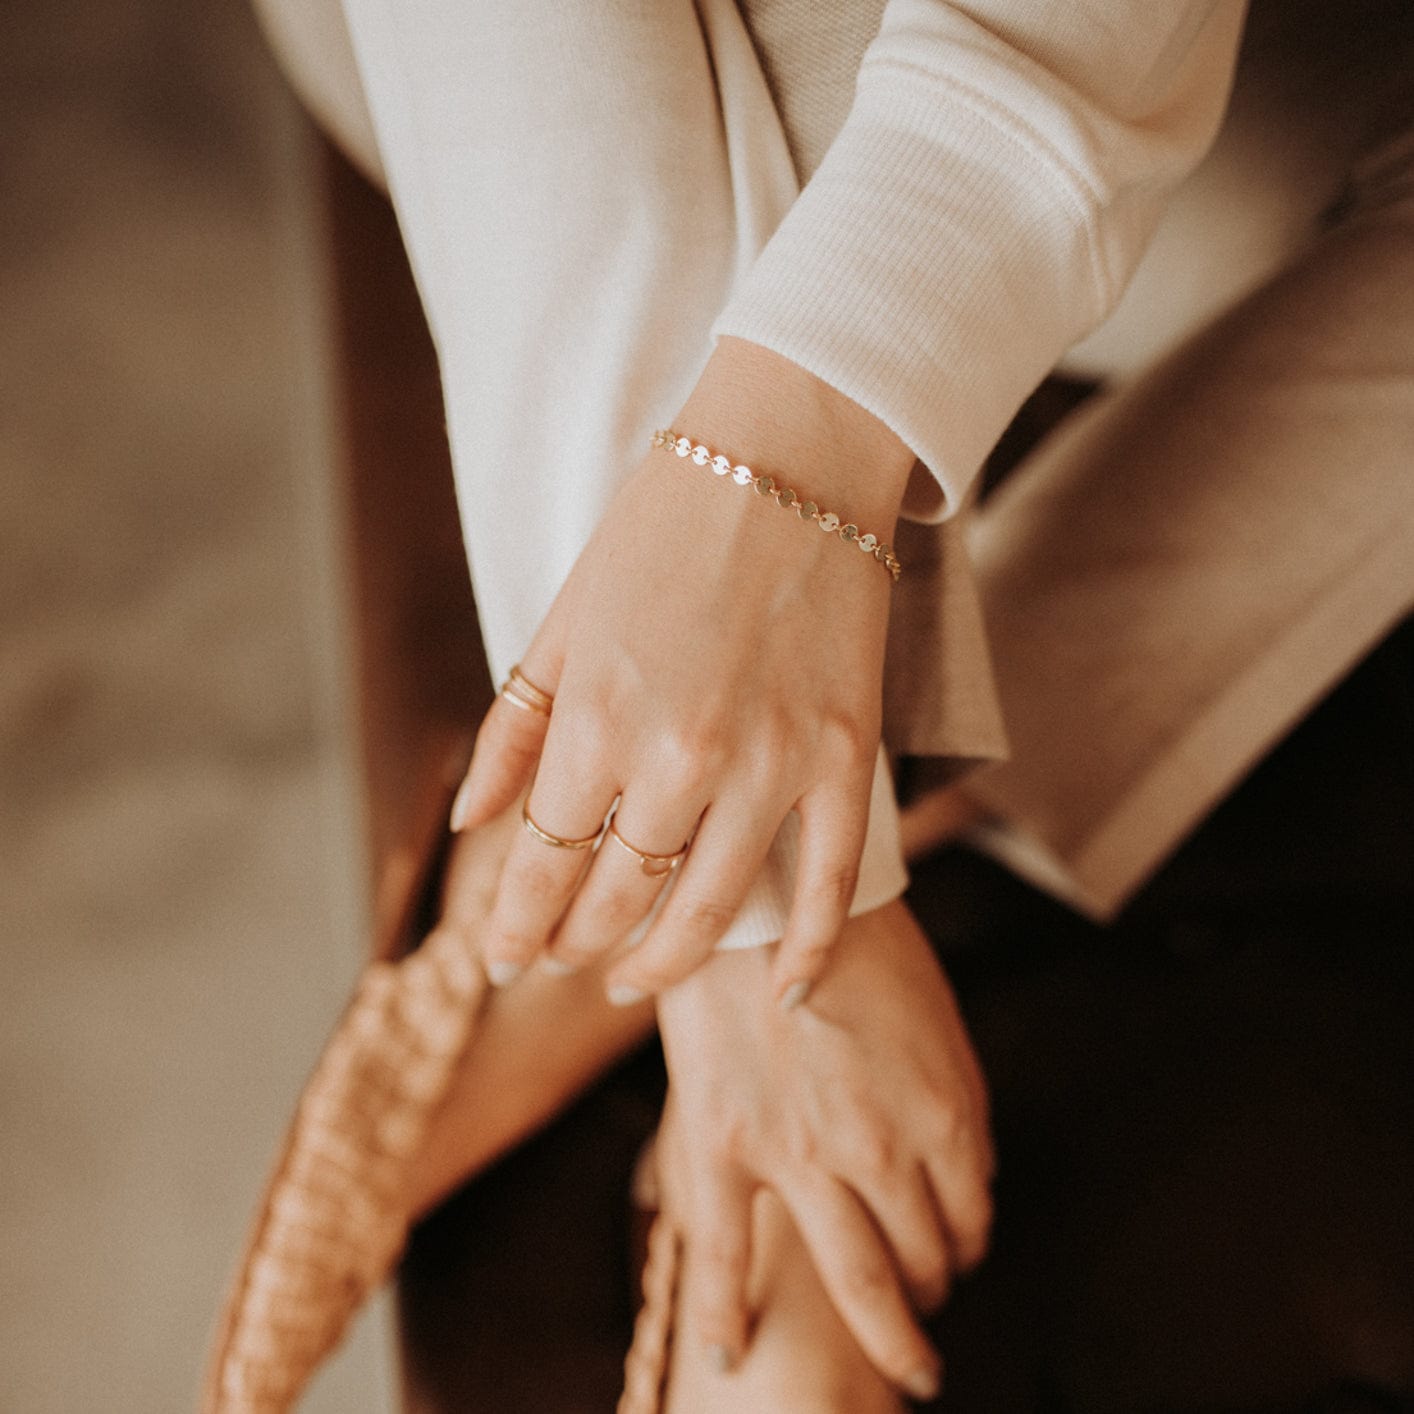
[
  {"x1": 903, "y1": 1364, "x2": 941, "y2": 1401},
  {"x1": 449, "y1": 777, "x2": 474, "y2": 832},
  {"x1": 779, "y1": 980, "x2": 812, "y2": 1012},
  {"x1": 606, "y1": 983, "x2": 647, "y2": 1007},
  {"x1": 485, "y1": 959, "x2": 524, "y2": 988},
  {"x1": 707, "y1": 1343, "x2": 733, "y2": 1374},
  {"x1": 539, "y1": 955, "x2": 579, "y2": 977}
]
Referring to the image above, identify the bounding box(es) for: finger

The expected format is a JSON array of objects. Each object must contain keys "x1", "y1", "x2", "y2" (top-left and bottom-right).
[
  {"x1": 770, "y1": 777, "x2": 871, "y2": 1009},
  {"x1": 780, "y1": 1175, "x2": 942, "y2": 1401},
  {"x1": 602, "y1": 797, "x2": 785, "y2": 1002},
  {"x1": 955, "y1": 1048, "x2": 998, "y2": 1185},
  {"x1": 545, "y1": 792, "x2": 701, "y2": 972},
  {"x1": 438, "y1": 796, "x2": 525, "y2": 931},
  {"x1": 448, "y1": 691, "x2": 551, "y2": 834},
  {"x1": 847, "y1": 1160, "x2": 952, "y2": 1314},
  {"x1": 909, "y1": 911, "x2": 999, "y2": 1184},
  {"x1": 680, "y1": 1159, "x2": 756, "y2": 1373},
  {"x1": 953, "y1": 1031, "x2": 997, "y2": 1181},
  {"x1": 923, "y1": 1113, "x2": 995, "y2": 1274},
  {"x1": 479, "y1": 714, "x2": 618, "y2": 985}
]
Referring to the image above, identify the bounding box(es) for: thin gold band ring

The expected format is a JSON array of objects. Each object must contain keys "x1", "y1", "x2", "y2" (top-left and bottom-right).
[
  {"x1": 501, "y1": 686, "x2": 550, "y2": 717},
  {"x1": 500, "y1": 664, "x2": 554, "y2": 717},
  {"x1": 521, "y1": 800, "x2": 601, "y2": 851},
  {"x1": 608, "y1": 820, "x2": 688, "y2": 878}
]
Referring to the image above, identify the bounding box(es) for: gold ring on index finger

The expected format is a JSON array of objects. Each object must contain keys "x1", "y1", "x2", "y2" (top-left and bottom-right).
[
  {"x1": 500, "y1": 664, "x2": 554, "y2": 717},
  {"x1": 522, "y1": 800, "x2": 601, "y2": 850},
  {"x1": 608, "y1": 820, "x2": 689, "y2": 878}
]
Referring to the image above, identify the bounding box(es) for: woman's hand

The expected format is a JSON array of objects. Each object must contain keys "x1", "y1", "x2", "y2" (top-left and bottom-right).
[
  {"x1": 449, "y1": 337, "x2": 916, "y2": 1005},
  {"x1": 654, "y1": 899, "x2": 995, "y2": 1400}
]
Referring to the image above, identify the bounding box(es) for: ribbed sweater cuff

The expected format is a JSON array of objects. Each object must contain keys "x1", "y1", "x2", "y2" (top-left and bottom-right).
[{"x1": 712, "y1": 61, "x2": 1103, "y2": 523}]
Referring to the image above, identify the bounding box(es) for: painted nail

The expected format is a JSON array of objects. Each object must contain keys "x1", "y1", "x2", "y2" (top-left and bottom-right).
[
  {"x1": 606, "y1": 984, "x2": 647, "y2": 1007},
  {"x1": 903, "y1": 1364, "x2": 941, "y2": 1401},
  {"x1": 707, "y1": 1344, "x2": 733, "y2": 1374},
  {"x1": 779, "y1": 979, "x2": 812, "y2": 1012},
  {"x1": 449, "y1": 777, "x2": 475, "y2": 832},
  {"x1": 539, "y1": 955, "x2": 578, "y2": 978},
  {"x1": 485, "y1": 959, "x2": 524, "y2": 988}
]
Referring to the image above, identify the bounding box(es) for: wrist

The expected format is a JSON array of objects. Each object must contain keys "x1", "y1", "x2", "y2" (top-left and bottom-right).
[
  {"x1": 657, "y1": 941, "x2": 775, "y2": 1033},
  {"x1": 675, "y1": 336, "x2": 916, "y2": 533}
]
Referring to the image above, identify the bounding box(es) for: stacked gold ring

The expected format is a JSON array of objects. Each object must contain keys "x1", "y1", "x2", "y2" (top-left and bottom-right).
[
  {"x1": 500, "y1": 664, "x2": 554, "y2": 717},
  {"x1": 521, "y1": 800, "x2": 602, "y2": 850},
  {"x1": 608, "y1": 820, "x2": 689, "y2": 878}
]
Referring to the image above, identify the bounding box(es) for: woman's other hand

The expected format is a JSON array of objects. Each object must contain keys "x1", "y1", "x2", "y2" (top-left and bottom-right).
[
  {"x1": 655, "y1": 899, "x2": 995, "y2": 1398},
  {"x1": 449, "y1": 337, "x2": 916, "y2": 1005}
]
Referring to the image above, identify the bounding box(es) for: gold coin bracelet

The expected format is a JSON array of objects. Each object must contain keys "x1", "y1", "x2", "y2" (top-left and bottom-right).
[{"x1": 651, "y1": 429, "x2": 902, "y2": 582}]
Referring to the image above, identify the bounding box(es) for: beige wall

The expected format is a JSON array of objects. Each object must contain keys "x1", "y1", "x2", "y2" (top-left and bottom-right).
[{"x1": 0, "y1": 1, "x2": 391, "y2": 1407}]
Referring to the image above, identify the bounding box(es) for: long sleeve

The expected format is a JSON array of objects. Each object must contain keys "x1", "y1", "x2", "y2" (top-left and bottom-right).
[{"x1": 713, "y1": 0, "x2": 1248, "y2": 522}]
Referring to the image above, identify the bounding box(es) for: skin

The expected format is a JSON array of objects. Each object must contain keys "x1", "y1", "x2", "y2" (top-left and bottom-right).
[
  {"x1": 657, "y1": 902, "x2": 995, "y2": 1400},
  {"x1": 448, "y1": 335, "x2": 917, "y2": 1007},
  {"x1": 402, "y1": 809, "x2": 994, "y2": 1403},
  {"x1": 401, "y1": 806, "x2": 658, "y2": 1220},
  {"x1": 663, "y1": 1183, "x2": 907, "y2": 1414}
]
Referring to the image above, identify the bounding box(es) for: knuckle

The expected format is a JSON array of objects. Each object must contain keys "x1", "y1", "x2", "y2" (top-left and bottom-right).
[
  {"x1": 817, "y1": 861, "x2": 860, "y2": 912},
  {"x1": 918, "y1": 1256, "x2": 951, "y2": 1309},
  {"x1": 555, "y1": 702, "x2": 613, "y2": 763},
  {"x1": 748, "y1": 710, "x2": 796, "y2": 771},
  {"x1": 696, "y1": 1229, "x2": 749, "y2": 1277},
  {"x1": 488, "y1": 928, "x2": 539, "y2": 962},
  {"x1": 819, "y1": 709, "x2": 876, "y2": 769},
  {"x1": 850, "y1": 1120, "x2": 897, "y2": 1180},
  {"x1": 787, "y1": 938, "x2": 833, "y2": 980},
  {"x1": 587, "y1": 883, "x2": 646, "y2": 932},
  {"x1": 654, "y1": 728, "x2": 725, "y2": 795},
  {"x1": 922, "y1": 1092, "x2": 966, "y2": 1152},
  {"x1": 547, "y1": 928, "x2": 604, "y2": 966},
  {"x1": 690, "y1": 1296, "x2": 743, "y2": 1348},
  {"x1": 508, "y1": 854, "x2": 566, "y2": 899},
  {"x1": 850, "y1": 1253, "x2": 898, "y2": 1303},
  {"x1": 659, "y1": 716, "x2": 730, "y2": 771},
  {"x1": 620, "y1": 965, "x2": 669, "y2": 995},
  {"x1": 674, "y1": 893, "x2": 739, "y2": 942},
  {"x1": 487, "y1": 705, "x2": 546, "y2": 760},
  {"x1": 714, "y1": 1115, "x2": 757, "y2": 1169},
  {"x1": 781, "y1": 1127, "x2": 822, "y2": 1171}
]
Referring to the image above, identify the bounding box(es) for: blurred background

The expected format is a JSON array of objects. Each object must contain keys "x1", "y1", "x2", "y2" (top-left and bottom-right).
[{"x1": 1, "y1": 0, "x2": 393, "y2": 1407}]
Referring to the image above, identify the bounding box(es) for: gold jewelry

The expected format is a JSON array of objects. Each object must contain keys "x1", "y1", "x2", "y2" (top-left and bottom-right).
[
  {"x1": 521, "y1": 801, "x2": 601, "y2": 850},
  {"x1": 500, "y1": 664, "x2": 554, "y2": 717},
  {"x1": 650, "y1": 429, "x2": 902, "y2": 582},
  {"x1": 608, "y1": 820, "x2": 688, "y2": 878}
]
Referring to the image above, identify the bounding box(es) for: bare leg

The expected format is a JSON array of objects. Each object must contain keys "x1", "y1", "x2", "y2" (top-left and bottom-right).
[
  {"x1": 666, "y1": 1190, "x2": 905, "y2": 1414},
  {"x1": 397, "y1": 806, "x2": 658, "y2": 1219},
  {"x1": 407, "y1": 958, "x2": 655, "y2": 1218}
]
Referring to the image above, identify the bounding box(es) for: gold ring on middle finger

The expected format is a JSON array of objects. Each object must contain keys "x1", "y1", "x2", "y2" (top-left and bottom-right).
[
  {"x1": 522, "y1": 801, "x2": 602, "y2": 850},
  {"x1": 608, "y1": 820, "x2": 689, "y2": 878}
]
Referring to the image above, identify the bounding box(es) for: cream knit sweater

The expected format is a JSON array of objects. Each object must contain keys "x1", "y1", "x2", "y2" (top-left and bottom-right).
[
  {"x1": 717, "y1": 0, "x2": 1246, "y2": 520},
  {"x1": 260, "y1": 0, "x2": 1246, "y2": 948}
]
